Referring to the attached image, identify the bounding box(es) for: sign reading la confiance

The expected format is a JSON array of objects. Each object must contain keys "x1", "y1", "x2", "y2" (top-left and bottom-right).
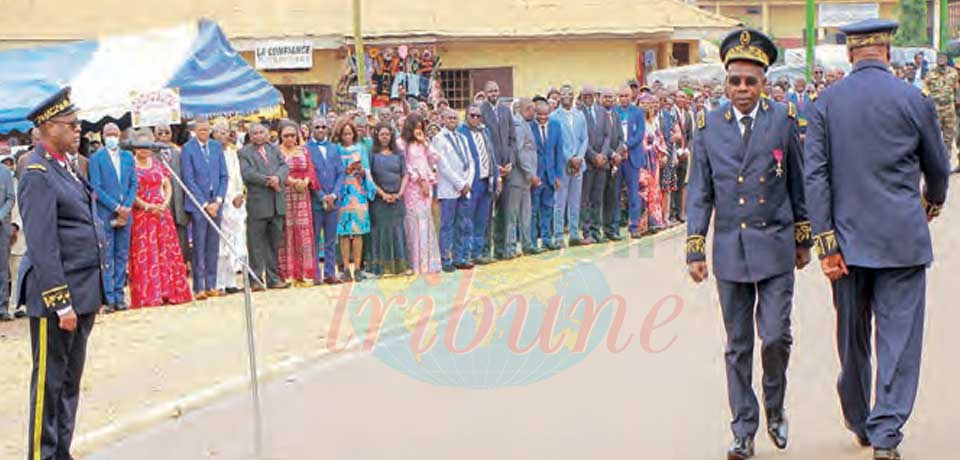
[{"x1": 255, "y1": 40, "x2": 313, "y2": 70}]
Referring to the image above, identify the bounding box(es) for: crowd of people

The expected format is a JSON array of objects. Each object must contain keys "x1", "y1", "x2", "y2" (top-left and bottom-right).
[{"x1": 2, "y1": 52, "x2": 958, "y2": 320}]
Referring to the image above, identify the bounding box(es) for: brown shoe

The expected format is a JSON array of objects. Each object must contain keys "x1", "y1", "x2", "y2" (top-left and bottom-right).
[
  {"x1": 195, "y1": 291, "x2": 208, "y2": 301},
  {"x1": 206, "y1": 289, "x2": 223, "y2": 298},
  {"x1": 268, "y1": 282, "x2": 292, "y2": 289},
  {"x1": 251, "y1": 285, "x2": 266, "y2": 292}
]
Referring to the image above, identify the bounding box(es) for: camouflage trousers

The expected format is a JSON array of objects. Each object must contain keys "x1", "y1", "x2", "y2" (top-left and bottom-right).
[{"x1": 935, "y1": 104, "x2": 956, "y2": 151}]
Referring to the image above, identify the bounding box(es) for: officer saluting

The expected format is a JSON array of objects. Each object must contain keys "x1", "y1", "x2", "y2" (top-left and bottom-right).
[
  {"x1": 19, "y1": 87, "x2": 107, "y2": 460},
  {"x1": 686, "y1": 28, "x2": 812, "y2": 459},
  {"x1": 803, "y1": 20, "x2": 949, "y2": 460}
]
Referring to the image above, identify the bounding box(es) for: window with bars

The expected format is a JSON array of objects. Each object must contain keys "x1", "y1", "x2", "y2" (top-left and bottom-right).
[{"x1": 439, "y1": 69, "x2": 472, "y2": 109}]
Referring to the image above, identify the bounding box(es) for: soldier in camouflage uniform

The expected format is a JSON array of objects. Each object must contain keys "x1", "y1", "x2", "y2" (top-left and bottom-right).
[{"x1": 924, "y1": 52, "x2": 958, "y2": 159}]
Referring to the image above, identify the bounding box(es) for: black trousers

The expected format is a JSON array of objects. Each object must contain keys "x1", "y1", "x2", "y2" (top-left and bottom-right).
[
  {"x1": 602, "y1": 167, "x2": 622, "y2": 237},
  {"x1": 670, "y1": 156, "x2": 688, "y2": 220},
  {"x1": 28, "y1": 312, "x2": 96, "y2": 460},
  {"x1": 246, "y1": 215, "x2": 284, "y2": 286},
  {"x1": 580, "y1": 165, "x2": 606, "y2": 241}
]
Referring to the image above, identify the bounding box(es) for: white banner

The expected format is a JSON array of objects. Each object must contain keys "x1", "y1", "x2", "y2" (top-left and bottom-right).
[
  {"x1": 819, "y1": 3, "x2": 879, "y2": 28},
  {"x1": 255, "y1": 40, "x2": 312, "y2": 70},
  {"x1": 129, "y1": 88, "x2": 181, "y2": 128}
]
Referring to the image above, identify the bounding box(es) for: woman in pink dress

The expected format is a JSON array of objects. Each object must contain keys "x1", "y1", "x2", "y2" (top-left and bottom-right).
[
  {"x1": 399, "y1": 113, "x2": 441, "y2": 274},
  {"x1": 276, "y1": 121, "x2": 319, "y2": 285},
  {"x1": 639, "y1": 94, "x2": 668, "y2": 233},
  {"x1": 127, "y1": 130, "x2": 192, "y2": 308}
]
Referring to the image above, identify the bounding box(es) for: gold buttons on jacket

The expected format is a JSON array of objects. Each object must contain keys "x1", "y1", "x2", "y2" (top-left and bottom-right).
[
  {"x1": 759, "y1": 176, "x2": 766, "y2": 183},
  {"x1": 740, "y1": 222, "x2": 747, "y2": 229},
  {"x1": 737, "y1": 176, "x2": 744, "y2": 183},
  {"x1": 739, "y1": 197, "x2": 745, "y2": 205},
  {"x1": 758, "y1": 196, "x2": 766, "y2": 204}
]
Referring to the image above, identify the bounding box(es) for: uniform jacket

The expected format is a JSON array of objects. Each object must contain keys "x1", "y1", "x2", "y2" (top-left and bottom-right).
[
  {"x1": 432, "y1": 128, "x2": 475, "y2": 200},
  {"x1": 181, "y1": 137, "x2": 228, "y2": 215},
  {"x1": 803, "y1": 59, "x2": 950, "y2": 268},
  {"x1": 530, "y1": 118, "x2": 563, "y2": 187},
  {"x1": 88, "y1": 147, "x2": 137, "y2": 224},
  {"x1": 306, "y1": 139, "x2": 345, "y2": 212},
  {"x1": 458, "y1": 124, "x2": 499, "y2": 190},
  {"x1": 686, "y1": 98, "x2": 811, "y2": 283},
  {"x1": 239, "y1": 142, "x2": 290, "y2": 220},
  {"x1": 508, "y1": 115, "x2": 538, "y2": 189},
  {"x1": 18, "y1": 144, "x2": 106, "y2": 316}
]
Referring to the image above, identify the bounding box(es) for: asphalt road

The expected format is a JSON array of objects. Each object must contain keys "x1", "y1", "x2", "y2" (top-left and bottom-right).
[{"x1": 86, "y1": 209, "x2": 960, "y2": 460}]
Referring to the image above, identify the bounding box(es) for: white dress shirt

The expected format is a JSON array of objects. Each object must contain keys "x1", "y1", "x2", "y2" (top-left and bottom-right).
[{"x1": 734, "y1": 102, "x2": 760, "y2": 136}]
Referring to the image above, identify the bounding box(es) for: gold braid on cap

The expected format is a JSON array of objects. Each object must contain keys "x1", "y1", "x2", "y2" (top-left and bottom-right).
[
  {"x1": 846, "y1": 32, "x2": 892, "y2": 49},
  {"x1": 724, "y1": 30, "x2": 771, "y2": 67},
  {"x1": 33, "y1": 98, "x2": 71, "y2": 125}
]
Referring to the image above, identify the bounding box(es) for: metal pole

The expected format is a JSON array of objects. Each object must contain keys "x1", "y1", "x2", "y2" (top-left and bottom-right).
[
  {"x1": 353, "y1": 0, "x2": 366, "y2": 87},
  {"x1": 805, "y1": 0, "x2": 816, "y2": 80},
  {"x1": 153, "y1": 148, "x2": 265, "y2": 459},
  {"x1": 941, "y1": 0, "x2": 949, "y2": 51}
]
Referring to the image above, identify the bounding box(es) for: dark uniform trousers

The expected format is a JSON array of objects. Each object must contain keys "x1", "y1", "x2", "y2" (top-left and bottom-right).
[
  {"x1": 832, "y1": 265, "x2": 925, "y2": 450},
  {"x1": 28, "y1": 313, "x2": 96, "y2": 460},
  {"x1": 717, "y1": 271, "x2": 794, "y2": 439}
]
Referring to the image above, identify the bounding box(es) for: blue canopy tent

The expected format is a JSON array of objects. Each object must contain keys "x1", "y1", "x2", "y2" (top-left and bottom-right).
[{"x1": 0, "y1": 19, "x2": 280, "y2": 133}]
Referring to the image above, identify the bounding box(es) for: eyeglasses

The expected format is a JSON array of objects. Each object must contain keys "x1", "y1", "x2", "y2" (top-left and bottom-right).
[
  {"x1": 313, "y1": 125, "x2": 327, "y2": 130},
  {"x1": 282, "y1": 133, "x2": 298, "y2": 138},
  {"x1": 468, "y1": 114, "x2": 482, "y2": 119},
  {"x1": 726, "y1": 76, "x2": 760, "y2": 87},
  {"x1": 48, "y1": 119, "x2": 80, "y2": 129}
]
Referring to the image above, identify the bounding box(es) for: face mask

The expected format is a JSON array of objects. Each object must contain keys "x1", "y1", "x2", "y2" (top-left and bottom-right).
[{"x1": 104, "y1": 136, "x2": 119, "y2": 150}]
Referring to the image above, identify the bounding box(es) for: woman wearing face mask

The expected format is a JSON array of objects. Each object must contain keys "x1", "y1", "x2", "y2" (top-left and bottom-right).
[
  {"x1": 127, "y1": 129, "x2": 192, "y2": 308},
  {"x1": 399, "y1": 113, "x2": 441, "y2": 275}
]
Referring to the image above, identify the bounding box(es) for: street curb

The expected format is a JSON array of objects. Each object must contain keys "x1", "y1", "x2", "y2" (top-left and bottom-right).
[{"x1": 72, "y1": 224, "x2": 685, "y2": 456}]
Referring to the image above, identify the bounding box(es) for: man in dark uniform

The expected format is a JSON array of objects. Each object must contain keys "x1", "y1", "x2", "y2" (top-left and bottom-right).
[
  {"x1": 686, "y1": 28, "x2": 812, "y2": 459},
  {"x1": 19, "y1": 87, "x2": 106, "y2": 460},
  {"x1": 803, "y1": 20, "x2": 950, "y2": 460}
]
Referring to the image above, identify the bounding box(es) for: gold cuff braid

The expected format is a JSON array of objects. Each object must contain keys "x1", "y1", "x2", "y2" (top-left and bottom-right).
[
  {"x1": 921, "y1": 195, "x2": 943, "y2": 219},
  {"x1": 794, "y1": 221, "x2": 811, "y2": 244},
  {"x1": 41, "y1": 285, "x2": 71, "y2": 309},
  {"x1": 812, "y1": 230, "x2": 838, "y2": 258},
  {"x1": 686, "y1": 235, "x2": 706, "y2": 256}
]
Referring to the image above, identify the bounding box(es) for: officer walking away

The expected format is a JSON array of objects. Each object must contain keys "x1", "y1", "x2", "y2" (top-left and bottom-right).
[
  {"x1": 686, "y1": 28, "x2": 812, "y2": 460},
  {"x1": 19, "y1": 87, "x2": 107, "y2": 460},
  {"x1": 804, "y1": 20, "x2": 950, "y2": 460},
  {"x1": 922, "y1": 52, "x2": 958, "y2": 167}
]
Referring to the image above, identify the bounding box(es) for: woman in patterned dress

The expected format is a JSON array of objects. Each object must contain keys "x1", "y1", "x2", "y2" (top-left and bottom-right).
[
  {"x1": 639, "y1": 94, "x2": 667, "y2": 232},
  {"x1": 276, "y1": 121, "x2": 319, "y2": 285},
  {"x1": 399, "y1": 114, "x2": 441, "y2": 274},
  {"x1": 334, "y1": 119, "x2": 376, "y2": 282},
  {"x1": 127, "y1": 129, "x2": 192, "y2": 308}
]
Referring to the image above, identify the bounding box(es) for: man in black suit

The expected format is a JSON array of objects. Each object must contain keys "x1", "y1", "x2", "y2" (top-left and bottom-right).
[
  {"x1": 671, "y1": 91, "x2": 694, "y2": 223},
  {"x1": 20, "y1": 86, "x2": 107, "y2": 460},
  {"x1": 480, "y1": 80, "x2": 514, "y2": 260},
  {"x1": 579, "y1": 84, "x2": 612, "y2": 243},
  {"x1": 238, "y1": 123, "x2": 290, "y2": 290}
]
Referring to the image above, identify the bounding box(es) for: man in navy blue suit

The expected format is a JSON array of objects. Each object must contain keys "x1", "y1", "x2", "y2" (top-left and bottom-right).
[
  {"x1": 804, "y1": 20, "x2": 949, "y2": 460},
  {"x1": 686, "y1": 28, "x2": 812, "y2": 459},
  {"x1": 88, "y1": 122, "x2": 137, "y2": 312},
  {"x1": 613, "y1": 87, "x2": 646, "y2": 238},
  {"x1": 181, "y1": 118, "x2": 228, "y2": 300},
  {"x1": 306, "y1": 117, "x2": 344, "y2": 285},
  {"x1": 459, "y1": 103, "x2": 499, "y2": 265},
  {"x1": 530, "y1": 99, "x2": 562, "y2": 250}
]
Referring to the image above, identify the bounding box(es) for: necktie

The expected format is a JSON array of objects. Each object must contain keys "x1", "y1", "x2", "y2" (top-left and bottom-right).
[
  {"x1": 741, "y1": 116, "x2": 753, "y2": 146},
  {"x1": 68, "y1": 156, "x2": 80, "y2": 175},
  {"x1": 540, "y1": 124, "x2": 546, "y2": 143},
  {"x1": 258, "y1": 146, "x2": 268, "y2": 164},
  {"x1": 475, "y1": 132, "x2": 491, "y2": 176},
  {"x1": 447, "y1": 133, "x2": 467, "y2": 171},
  {"x1": 201, "y1": 143, "x2": 210, "y2": 164}
]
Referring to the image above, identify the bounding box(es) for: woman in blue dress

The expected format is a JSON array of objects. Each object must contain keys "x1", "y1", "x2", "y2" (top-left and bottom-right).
[{"x1": 334, "y1": 119, "x2": 376, "y2": 282}]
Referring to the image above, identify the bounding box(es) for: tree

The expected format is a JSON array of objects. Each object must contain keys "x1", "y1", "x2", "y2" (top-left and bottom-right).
[{"x1": 894, "y1": 0, "x2": 929, "y2": 46}]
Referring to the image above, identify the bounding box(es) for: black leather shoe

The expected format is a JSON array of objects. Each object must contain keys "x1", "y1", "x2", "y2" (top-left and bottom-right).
[
  {"x1": 569, "y1": 239, "x2": 587, "y2": 247},
  {"x1": 454, "y1": 262, "x2": 475, "y2": 270},
  {"x1": 874, "y1": 447, "x2": 902, "y2": 459},
  {"x1": 546, "y1": 243, "x2": 563, "y2": 251},
  {"x1": 102, "y1": 304, "x2": 116, "y2": 314},
  {"x1": 442, "y1": 265, "x2": 457, "y2": 273},
  {"x1": 951, "y1": 166, "x2": 960, "y2": 175},
  {"x1": 766, "y1": 411, "x2": 788, "y2": 450},
  {"x1": 225, "y1": 287, "x2": 243, "y2": 294},
  {"x1": 608, "y1": 234, "x2": 624, "y2": 241},
  {"x1": 13, "y1": 307, "x2": 26, "y2": 318},
  {"x1": 115, "y1": 302, "x2": 128, "y2": 312},
  {"x1": 727, "y1": 437, "x2": 755, "y2": 460},
  {"x1": 474, "y1": 257, "x2": 494, "y2": 265},
  {"x1": 0, "y1": 311, "x2": 12, "y2": 322}
]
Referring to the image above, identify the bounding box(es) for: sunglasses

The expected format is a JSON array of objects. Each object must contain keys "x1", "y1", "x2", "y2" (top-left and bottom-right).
[
  {"x1": 468, "y1": 114, "x2": 482, "y2": 119},
  {"x1": 49, "y1": 119, "x2": 80, "y2": 128},
  {"x1": 727, "y1": 76, "x2": 760, "y2": 87},
  {"x1": 313, "y1": 125, "x2": 327, "y2": 130}
]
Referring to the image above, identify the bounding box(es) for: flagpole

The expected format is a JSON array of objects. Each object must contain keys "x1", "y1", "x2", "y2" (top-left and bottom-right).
[{"x1": 805, "y1": 0, "x2": 816, "y2": 80}]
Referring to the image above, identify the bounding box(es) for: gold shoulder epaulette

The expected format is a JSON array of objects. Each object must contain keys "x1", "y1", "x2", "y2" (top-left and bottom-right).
[
  {"x1": 787, "y1": 102, "x2": 797, "y2": 119},
  {"x1": 696, "y1": 110, "x2": 706, "y2": 129},
  {"x1": 921, "y1": 87, "x2": 930, "y2": 97},
  {"x1": 27, "y1": 164, "x2": 46, "y2": 172}
]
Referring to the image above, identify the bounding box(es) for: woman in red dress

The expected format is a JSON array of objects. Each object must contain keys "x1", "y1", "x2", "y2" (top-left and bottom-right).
[
  {"x1": 127, "y1": 130, "x2": 192, "y2": 308},
  {"x1": 277, "y1": 120, "x2": 319, "y2": 285}
]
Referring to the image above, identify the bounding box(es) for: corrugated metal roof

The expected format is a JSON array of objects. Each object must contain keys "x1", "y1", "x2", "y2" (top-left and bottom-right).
[{"x1": 0, "y1": 0, "x2": 737, "y2": 45}]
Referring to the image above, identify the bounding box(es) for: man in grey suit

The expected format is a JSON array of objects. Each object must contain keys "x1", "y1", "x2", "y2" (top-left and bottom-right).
[
  {"x1": 154, "y1": 124, "x2": 190, "y2": 264},
  {"x1": 238, "y1": 123, "x2": 289, "y2": 290},
  {"x1": 433, "y1": 109, "x2": 475, "y2": 272},
  {"x1": 579, "y1": 84, "x2": 612, "y2": 243},
  {"x1": 0, "y1": 163, "x2": 15, "y2": 321},
  {"x1": 481, "y1": 80, "x2": 515, "y2": 260},
  {"x1": 505, "y1": 98, "x2": 541, "y2": 257},
  {"x1": 599, "y1": 89, "x2": 625, "y2": 241}
]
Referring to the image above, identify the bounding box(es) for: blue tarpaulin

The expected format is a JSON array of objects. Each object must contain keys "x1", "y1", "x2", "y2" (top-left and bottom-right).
[{"x1": 0, "y1": 19, "x2": 280, "y2": 133}]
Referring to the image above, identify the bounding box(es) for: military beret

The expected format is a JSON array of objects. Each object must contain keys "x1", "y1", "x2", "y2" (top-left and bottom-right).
[
  {"x1": 839, "y1": 19, "x2": 899, "y2": 49},
  {"x1": 720, "y1": 28, "x2": 778, "y2": 70},
  {"x1": 26, "y1": 86, "x2": 78, "y2": 127}
]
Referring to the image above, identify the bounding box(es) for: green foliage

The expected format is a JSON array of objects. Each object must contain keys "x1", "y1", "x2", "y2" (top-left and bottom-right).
[{"x1": 894, "y1": 0, "x2": 930, "y2": 46}]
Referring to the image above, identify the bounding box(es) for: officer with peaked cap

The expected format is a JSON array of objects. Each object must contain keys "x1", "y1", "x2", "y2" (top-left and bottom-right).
[
  {"x1": 685, "y1": 28, "x2": 812, "y2": 459},
  {"x1": 803, "y1": 19, "x2": 949, "y2": 460},
  {"x1": 19, "y1": 86, "x2": 107, "y2": 460}
]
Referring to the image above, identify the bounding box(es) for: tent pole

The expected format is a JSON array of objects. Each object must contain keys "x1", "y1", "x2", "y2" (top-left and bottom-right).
[{"x1": 353, "y1": 0, "x2": 366, "y2": 87}]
